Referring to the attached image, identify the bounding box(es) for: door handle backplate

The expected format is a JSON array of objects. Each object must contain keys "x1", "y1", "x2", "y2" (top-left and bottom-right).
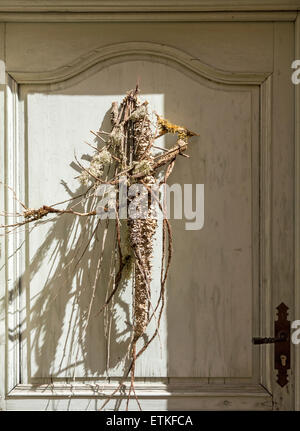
[{"x1": 252, "y1": 302, "x2": 290, "y2": 387}]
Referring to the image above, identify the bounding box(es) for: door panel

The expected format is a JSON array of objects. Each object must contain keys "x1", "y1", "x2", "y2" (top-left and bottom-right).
[{"x1": 21, "y1": 60, "x2": 258, "y2": 382}]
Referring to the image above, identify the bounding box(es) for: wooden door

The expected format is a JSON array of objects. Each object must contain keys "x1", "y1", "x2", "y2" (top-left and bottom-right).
[{"x1": 0, "y1": 11, "x2": 297, "y2": 411}]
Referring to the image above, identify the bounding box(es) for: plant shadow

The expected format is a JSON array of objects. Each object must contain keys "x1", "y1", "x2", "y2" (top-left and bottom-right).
[{"x1": 16, "y1": 109, "x2": 134, "y2": 389}]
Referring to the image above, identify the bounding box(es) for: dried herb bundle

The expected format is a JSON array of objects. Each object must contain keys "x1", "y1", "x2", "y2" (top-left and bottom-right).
[{"x1": 1, "y1": 85, "x2": 197, "y2": 410}]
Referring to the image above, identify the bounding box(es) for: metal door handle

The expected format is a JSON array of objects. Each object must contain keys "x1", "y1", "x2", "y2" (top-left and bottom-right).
[
  {"x1": 252, "y1": 332, "x2": 288, "y2": 345},
  {"x1": 252, "y1": 303, "x2": 290, "y2": 387}
]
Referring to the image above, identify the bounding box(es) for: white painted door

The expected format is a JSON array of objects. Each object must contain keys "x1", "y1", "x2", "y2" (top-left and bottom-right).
[{"x1": 0, "y1": 17, "x2": 296, "y2": 410}]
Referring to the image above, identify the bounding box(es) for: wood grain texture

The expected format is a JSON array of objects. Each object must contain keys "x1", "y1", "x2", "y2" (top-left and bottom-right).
[
  {"x1": 7, "y1": 383, "x2": 272, "y2": 411},
  {"x1": 294, "y1": 12, "x2": 300, "y2": 412},
  {"x1": 260, "y1": 76, "x2": 273, "y2": 393},
  {"x1": 0, "y1": 0, "x2": 298, "y2": 13},
  {"x1": 5, "y1": 22, "x2": 274, "y2": 75},
  {"x1": 7, "y1": 41, "x2": 270, "y2": 85},
  {"x1": 271, "y1": 22, "x2": 295, "y2": 411},
  {"x1": 5, "y1": 76, "x2": 21, "y2": 395},
  {"x1": 0, "y1": 22, "x2": 5, "y2": 411},
  {"x1": 0, "y1": 12, "x2": 297, "y2": 23},
  {"x1": 0, "y1": 1, "x2": 297, "y2": 24}
]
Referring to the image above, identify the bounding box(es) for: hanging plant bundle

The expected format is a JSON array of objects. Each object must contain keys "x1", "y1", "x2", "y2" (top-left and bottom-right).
[{"x1": 1, "y1": 85, "x2": 197, "y2": 410}]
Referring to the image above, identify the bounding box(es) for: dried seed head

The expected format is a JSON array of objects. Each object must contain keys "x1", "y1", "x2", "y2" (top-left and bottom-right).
[{"x1": 110, "y1": 125, "x2": 124, "y2": 147}]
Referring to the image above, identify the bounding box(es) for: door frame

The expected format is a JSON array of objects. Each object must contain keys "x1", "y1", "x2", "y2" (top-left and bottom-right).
[{"x1": 294, "y1": 12, "x2": 300, "y2": 413}]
